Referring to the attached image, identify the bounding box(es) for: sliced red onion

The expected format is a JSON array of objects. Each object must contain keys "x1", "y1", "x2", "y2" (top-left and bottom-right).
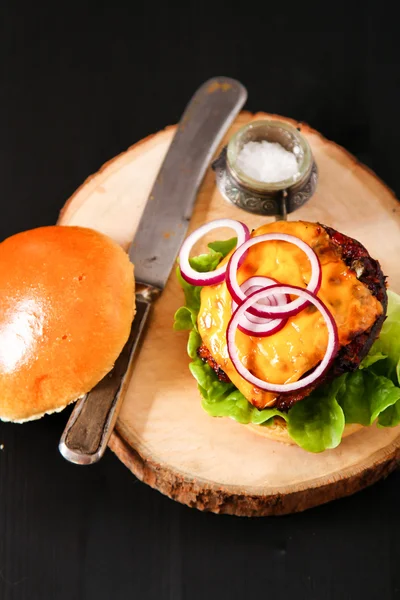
[
  {"x1": 226, "y1": 233, "x2": 321, "y2": 318},
  {"x1": 234, "y1": 287, "x2": 276, "y2": 325},
  {"x1": 227, "y1": 285, "x2": 339, "y2": 393},
  {"x1": 231, "y1": 276, "x2": 288, "y2": 336},
  {"x1": 179, "y1": 219, "x2": 250, "y2": 286}
]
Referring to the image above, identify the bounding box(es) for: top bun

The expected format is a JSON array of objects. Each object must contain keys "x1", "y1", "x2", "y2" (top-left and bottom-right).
[{"x1": 0, "y1": 225, "x2": 135, "y2": 422}]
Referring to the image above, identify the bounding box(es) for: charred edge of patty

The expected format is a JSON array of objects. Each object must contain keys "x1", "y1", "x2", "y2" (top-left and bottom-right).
[
  {"x1": 197, "y1": 224, "x2": 388, "y2": 412},
  {"x1": 320, "y1": 225, "x2": 387, "y2": 307},
  {"x1": 197, "y1": 344, "x2": 231, "y2": 382}
]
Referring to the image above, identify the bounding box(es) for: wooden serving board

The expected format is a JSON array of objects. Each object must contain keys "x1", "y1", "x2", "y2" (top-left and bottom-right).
[{"x1": 59, "y1": 112, "x2": 400, "y2": 516}]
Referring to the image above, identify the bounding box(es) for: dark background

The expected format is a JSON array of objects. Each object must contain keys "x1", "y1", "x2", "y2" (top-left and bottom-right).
[{"x1": 1, "y1": 3, "x2": 399, "y2": 599}]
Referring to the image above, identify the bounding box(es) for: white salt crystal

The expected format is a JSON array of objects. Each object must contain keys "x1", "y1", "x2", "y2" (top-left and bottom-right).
[{"x1": 236, "y1": 140, "x2": 299, "y2": 183}]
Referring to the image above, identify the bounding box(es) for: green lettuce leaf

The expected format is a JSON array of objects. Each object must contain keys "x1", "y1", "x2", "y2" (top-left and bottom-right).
[
  {"x1": 189, "y1": 237, "x2": 237, "y2": 272},
  {"x1": 187, "y1": 330, "x2": 202, "y2": 359},
  {"x1": 287, "y1": 380, "x2": 345, "y2": 452},
  {"x1": 173, "y1": 306, "x2": 195, "y2": 331},
  {"x1": 359, "y1": 351, "x2": 387, "y2": 370},
  {"x1": 174, "y1": 269, "x2": 202, "y2": 319},
  {"x1": 378, "y1": 402, "x2": 400, "y2": 427},
  {"x1": 366, "y1": 290, "x2": 400, "y2": 385},
  {"x1": 207, "y1": 237, "x2": 238, "y2": 256},
  {"x1": 174, "y1": 239, "x2": 400, "y2": 453},
  {"x1": 189, "y1": 357, "x2": 286, "y2": 425},
  {"x1": 338, "y1": 370, "x2": 400, "y2": 426}
]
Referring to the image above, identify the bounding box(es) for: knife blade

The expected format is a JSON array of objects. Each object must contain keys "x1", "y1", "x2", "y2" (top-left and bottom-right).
[{"x1": 59, "y1": 76, "x2": 247, "y2": 464}]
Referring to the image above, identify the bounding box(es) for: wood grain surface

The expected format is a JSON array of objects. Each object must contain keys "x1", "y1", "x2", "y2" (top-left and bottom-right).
[{"x1": 59, "y1": 112, "x2": 400, "y2": 516}]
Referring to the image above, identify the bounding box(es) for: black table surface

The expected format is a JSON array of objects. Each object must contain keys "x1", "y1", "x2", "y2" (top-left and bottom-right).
[{"x1": 1, "y1": 4, "x2": 400, "y2": 600}]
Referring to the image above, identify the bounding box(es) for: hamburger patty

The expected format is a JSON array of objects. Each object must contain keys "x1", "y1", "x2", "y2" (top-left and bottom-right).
[{"x1": 197, "y1": 224, "x2": 387, "y2": 411}]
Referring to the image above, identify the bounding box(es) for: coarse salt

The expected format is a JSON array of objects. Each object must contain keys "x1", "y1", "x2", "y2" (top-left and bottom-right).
[{"x1": 236, "y1": 140, "x2": 299, "y2": 183}]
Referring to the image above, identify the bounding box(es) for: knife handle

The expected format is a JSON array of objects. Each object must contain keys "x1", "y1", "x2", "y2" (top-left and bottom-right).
[{"x1": 59, "y1": 295, "x2": 153, "y2": 465}]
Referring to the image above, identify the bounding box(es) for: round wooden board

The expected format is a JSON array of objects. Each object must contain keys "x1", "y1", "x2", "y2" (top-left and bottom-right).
[{"x1": 59, "y1": 112, "x2": 400, "y2": 516}]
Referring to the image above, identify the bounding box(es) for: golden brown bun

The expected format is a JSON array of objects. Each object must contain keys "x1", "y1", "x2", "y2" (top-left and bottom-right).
[
  {"x1": 247, "y1": 419, "x2": 364, "y2": 445},
  {"x1": 0, "y1": 225, "x2": 135, "y2": 422}
]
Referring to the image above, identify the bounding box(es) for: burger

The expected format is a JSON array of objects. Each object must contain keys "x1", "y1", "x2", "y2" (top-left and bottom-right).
[
  {"x1": 174, "y1": 219, "x2": 400, "y2": 452},
  {"x1": 0, "y1": 225, "x2": 135, "y2": 423}
]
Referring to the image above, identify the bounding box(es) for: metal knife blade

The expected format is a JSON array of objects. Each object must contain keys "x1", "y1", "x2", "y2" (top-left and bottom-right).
[
  {"x1": 59, "y1": 76, "x2": 247, "y2": 465},
  {"x1": 131, "y1": 77, "x2": 247, "y2": 290}
]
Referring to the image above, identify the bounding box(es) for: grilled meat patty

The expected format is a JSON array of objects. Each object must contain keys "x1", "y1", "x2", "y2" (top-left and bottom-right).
[{"x1": 197, "y1": 224, "x2": 387, "y2": 411}]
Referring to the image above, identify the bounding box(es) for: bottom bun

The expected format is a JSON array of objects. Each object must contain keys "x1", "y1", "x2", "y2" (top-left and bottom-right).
[{"x1": 247, "y1": 418, "x2": 364, "y2": 446}]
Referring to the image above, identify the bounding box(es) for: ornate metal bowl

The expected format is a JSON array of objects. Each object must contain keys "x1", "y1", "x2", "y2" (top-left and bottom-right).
[{"x1": 213, "y1": 119, "x2": 318, "y2": 218}]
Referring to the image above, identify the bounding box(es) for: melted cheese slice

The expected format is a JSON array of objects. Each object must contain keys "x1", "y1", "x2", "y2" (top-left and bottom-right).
[{"x1": 198, "y1": 221, "x2": 383, "y2": 409}]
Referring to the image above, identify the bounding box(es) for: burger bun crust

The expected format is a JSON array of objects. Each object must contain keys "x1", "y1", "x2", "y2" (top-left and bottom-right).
[
  {"x1": 247, "y1": 419, "x2": 364, "y2": 445},
  {"x1": 0, "y1": 225, "x2": 135, "y2": 423}
]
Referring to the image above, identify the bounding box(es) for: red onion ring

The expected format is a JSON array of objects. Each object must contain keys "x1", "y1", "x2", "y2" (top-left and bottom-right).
[
  {"x1": 179, "y1": 219, "x2": 250, "y2": 286},
  {"x1": 226, "y1": 233, "x2": 321, "y2": 318},
  {"x1": 231, "y1": 276, "x2": 288, "y2": 336},
  {"x1": 227, "y1": 285, "x2": 339, "y2": 392}
]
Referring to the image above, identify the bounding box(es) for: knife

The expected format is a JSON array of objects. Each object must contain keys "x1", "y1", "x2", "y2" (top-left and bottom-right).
[{"x1": 59, "y1": 76, "x2": 247, "y2": 464}]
